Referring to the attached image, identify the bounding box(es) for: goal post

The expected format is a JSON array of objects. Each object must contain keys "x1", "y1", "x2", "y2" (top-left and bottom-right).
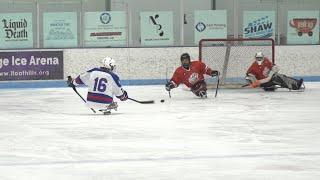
[{"x1": 199, "y1": 38, "x2": 275, "y2": 88}]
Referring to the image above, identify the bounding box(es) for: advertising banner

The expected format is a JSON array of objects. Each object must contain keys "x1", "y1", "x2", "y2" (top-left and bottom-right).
[
  {"x1": 194, "y1": 10, "x2": 227, "y2": 44},
  {"x1": 43, "y1": 12, "x2": 78, "y2": 48},
  {"x1": 287, "y1": 11, "x2": 319, "y2": 44},
  {"x1": 140, "y1": 11, "x2": 173, "y2": 46},
  {"x1": 0, "y1": 13, "x2": 33, "y2": 49},
  {"x1": 84, "y1": 11, "x2": 127, "y2": 47},
  {"x1": 243, "y1": 11, "x2": 275, "y2": 39},
  {"x1": 0, "y1": 51, "x2": 63, "y2": 81}
]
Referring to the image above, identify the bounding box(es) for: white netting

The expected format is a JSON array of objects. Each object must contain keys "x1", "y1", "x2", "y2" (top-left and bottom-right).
[{"x1": 199, "y1": 38, "x2": 274, "y2": 88}]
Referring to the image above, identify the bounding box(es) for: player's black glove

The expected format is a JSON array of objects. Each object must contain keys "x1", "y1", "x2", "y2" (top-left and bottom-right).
[
  {"x1": 165, "y1": 81, "x2": 175, "y2": 91},
  {"x1": 118, "y1": 90, "x2": 128, "y2": 101},
  {"x1": 210, "y1": 70, "x2": 220, "y2": 77},
  {"x1": 67, "y1": 76, "x2": 75, "y2": 88}
]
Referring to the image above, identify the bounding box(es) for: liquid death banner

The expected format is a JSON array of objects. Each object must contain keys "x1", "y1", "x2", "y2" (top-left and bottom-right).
[
  {"x1": 0, "y1": 51, "x2": 63, "y2": 81},
  {"x1": 0, "y1": 13, "x2": 33, "y2": 49}
]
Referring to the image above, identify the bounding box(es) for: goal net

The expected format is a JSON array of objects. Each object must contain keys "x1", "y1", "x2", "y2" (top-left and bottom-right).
[{"x1": 199, "y1": 38, "x2": 275, "y2": 88}]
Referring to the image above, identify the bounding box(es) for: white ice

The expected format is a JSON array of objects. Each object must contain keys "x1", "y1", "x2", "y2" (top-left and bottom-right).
[{"x1": 0, "y1": 83, "x2": 320, "y2": 180}]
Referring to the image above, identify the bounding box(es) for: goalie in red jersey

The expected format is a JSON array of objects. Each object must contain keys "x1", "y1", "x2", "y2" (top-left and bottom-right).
[
  {"x1": 165, "y1": 53, "x2": 219, "y2": 98},
  {"x1": 246, "y1": 52, "x2": 304, "y2": 91}
]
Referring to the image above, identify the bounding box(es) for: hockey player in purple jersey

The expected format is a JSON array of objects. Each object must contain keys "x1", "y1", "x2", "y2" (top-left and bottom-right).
[{"x1": 67, "y1": 57, "x2": 128, "y2": 114}]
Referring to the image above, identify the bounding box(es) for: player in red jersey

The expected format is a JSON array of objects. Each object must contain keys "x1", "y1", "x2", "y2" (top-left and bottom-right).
[
  {"x1": 246, "y1": 52, "x2": 304, "y2": 91},
  {"x1": 165, "y1": 53, "x2": 219, "y2": 98}
]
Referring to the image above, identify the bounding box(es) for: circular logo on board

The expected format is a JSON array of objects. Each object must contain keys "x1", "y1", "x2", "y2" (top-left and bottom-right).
[
  {"x1": 100, "y1": 12, "x2": 111, "y2": 24},
  {"x1": 196, "y1": 22, "x2": 206, "y2": 32}
]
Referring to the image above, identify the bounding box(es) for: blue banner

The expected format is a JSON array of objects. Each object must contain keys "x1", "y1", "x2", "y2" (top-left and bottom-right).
[{"x1": 0, "y1": 51, "x2": 63, "y2": 81}]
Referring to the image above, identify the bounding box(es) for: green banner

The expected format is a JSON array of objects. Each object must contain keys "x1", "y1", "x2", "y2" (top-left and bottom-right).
[
  {"x1": 140, "y1": 11, "x2": 173, "y2": 46},
  {"x1": 0, "y1": 13, "x2": 33, "y2": 49},
  {"x1": 243, "y1": 11, "x2": 275, "y2": 39},
  {"x1": 43, "y1": 12, "x2": 78, "y2": 48},
  {"x1": 84, "y1": 11, "x2": 127, "y2": 47},
  {"x1": 287, "y1": 11, "x2": 319, "y2": 44},
  {"x1": 194, "y1": 10, "x2": 227, "y2": 44}
]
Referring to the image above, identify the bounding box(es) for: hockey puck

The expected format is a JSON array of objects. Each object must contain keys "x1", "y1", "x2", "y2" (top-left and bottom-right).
[{"x1": 160, "y1": 99, "x2": 165, "y2": 103}]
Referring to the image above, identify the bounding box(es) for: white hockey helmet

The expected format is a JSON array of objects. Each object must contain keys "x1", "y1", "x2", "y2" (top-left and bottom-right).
[
  {"x1": 255, "y1": 52, "x2": 264, "y2": 59},
  {"x1": 101, "y1": 57, "x2": 116, "y2": 70}
]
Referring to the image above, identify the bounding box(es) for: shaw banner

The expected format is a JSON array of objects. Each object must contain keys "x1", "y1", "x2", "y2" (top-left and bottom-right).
[
  {"x1": 140, "y1": 11, "x2": 174, "y2": 46},
  {"x1": 243, "y1": 11, "x2": 275, "y2": 39},
  {"x1": 287, "y1": 11, "x2": 319, "y2": 44},
  {"x1": 84, "y1": 11, "x2": 127, "y2": 47},
  {"x1": 0, "y1": 13, "x2": 33, "y2": 49},
  {"x1": 194, "y1": 10, "x2": 227, "y2": 44},
  {"x1": 0, "y1": 51, "x2": 63, "y2": 81}
]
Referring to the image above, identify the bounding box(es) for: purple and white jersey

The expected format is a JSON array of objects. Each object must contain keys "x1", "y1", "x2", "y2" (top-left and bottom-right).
[{"x1": 73, "y1": 68, "x2": 125, "y2": 109}]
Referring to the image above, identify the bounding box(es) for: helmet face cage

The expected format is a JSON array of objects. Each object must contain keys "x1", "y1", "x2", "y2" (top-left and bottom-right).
[
  {"x1": 255, "y1": 52, "x2": 264, "y2": 65},
  {"x1": 255, "y1": 52, "x2": 264, "y2": 60}
]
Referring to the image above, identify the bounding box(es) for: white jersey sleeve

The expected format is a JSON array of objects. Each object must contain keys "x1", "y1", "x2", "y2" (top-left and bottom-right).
[{"x1": 73, "y1": 72, "x2": 90, "y2": 86}]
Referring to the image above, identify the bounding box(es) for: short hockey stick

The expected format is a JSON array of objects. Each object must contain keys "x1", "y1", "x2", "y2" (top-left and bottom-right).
[
  {"x1": 71, "y1": 85, "x2": 96, "y2": 113},
  {"x1": 167, "y1": 82, "x2": 172, "y2": 98},
  {"x1": 128, "y1": 97, "x2": 154, "y2": 104},
  {"x1": 166, "y1": 67, "x2": 172, "y2": 98},
  {"x1": 214, "y1": 75, "x2": 220, "y2": 98},
  {"x1": 68, "y1": 76, "x2": 96, "y2": 113}
]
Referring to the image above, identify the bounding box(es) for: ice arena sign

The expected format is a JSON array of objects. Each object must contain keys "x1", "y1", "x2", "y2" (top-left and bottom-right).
[{"x1": 0, "y1": 51, "x2": 63, "y2": 81}]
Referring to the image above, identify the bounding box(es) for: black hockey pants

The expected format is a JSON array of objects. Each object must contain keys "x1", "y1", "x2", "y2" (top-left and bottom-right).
[{"x1": 261, "y1": 74, "x2": 302, "y2": 90}]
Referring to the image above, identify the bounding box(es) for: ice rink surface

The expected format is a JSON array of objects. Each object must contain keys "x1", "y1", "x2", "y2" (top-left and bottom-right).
[{"x1": 0, "y1": 83, "x2": 320, "y2": 180}]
